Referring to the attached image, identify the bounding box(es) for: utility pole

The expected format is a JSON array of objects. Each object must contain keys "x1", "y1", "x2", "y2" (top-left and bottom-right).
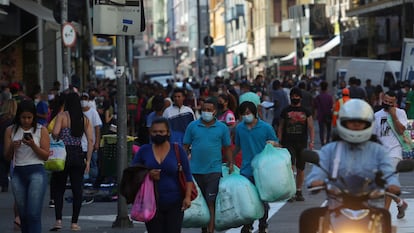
[
  {"x1": 86, "y1": 0, "x2": 96, "y2": 87},
  {"x1": 112, "y1": 35, "x2": 132, "y2": 228},
  {"x1": 61, "y1": 0, "x2": 71, "y2": 89},
  {"x1": 197, "y1": 0, "x2": 202, "y2": 80}
]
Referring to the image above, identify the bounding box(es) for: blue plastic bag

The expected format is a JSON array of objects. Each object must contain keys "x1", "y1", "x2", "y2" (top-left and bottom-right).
[
  {"x1": 251, "y1": 144, "x2": 295, "y2": 202},
  {"x1": 221, "y1": 163, "x2": 240, "y2": 178}
]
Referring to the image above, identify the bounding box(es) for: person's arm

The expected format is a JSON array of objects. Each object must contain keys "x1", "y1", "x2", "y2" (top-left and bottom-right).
[
  {"x1": 94, "y1": 125, "x2": 101, "y2": 152},
  {"x1": 84, "y1": 117, "x2": 94, "y2": 173},
  {"x1": 52, "y1": 112, "x2": 65, "y2": 140},
  {"x1": 389, "y1": 107, "x2": 406, "y2": 135},
  {"x1": 277, "y1": 118, "x2": 284, "y2": 142},
  {"x1": 24, "y1": 127, "x2": 50, "y2": 161},
  {"x1": 307, "y1": 115, "x2": 315, "y2": 150},
  {"x1": 4, "y1": 126, "x2": 16, "y2": 161}
]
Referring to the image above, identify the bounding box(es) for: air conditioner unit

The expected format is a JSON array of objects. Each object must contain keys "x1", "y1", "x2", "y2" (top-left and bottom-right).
[
  {"x1": 269, "y1": 24, "x2": 280, "y2": 37},
  {"x1": 282, "y1": 19, "x2": 291, "y2": 32}
]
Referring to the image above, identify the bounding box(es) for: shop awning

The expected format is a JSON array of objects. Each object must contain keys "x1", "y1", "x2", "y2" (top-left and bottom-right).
[
  {"x1": 308, "y1": 35, "x2": 340, "y2": 59},
  {"x1": 10, "y1": 0, "x2": 57, "y2": 24},
  {"x1": 280, "y1": 51, "x2": 296, "y2": 61}
]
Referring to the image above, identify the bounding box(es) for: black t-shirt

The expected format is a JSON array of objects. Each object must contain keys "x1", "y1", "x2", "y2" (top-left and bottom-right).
[{"x1": 280, "y1": 105, "x2": 311, "y2": 144}]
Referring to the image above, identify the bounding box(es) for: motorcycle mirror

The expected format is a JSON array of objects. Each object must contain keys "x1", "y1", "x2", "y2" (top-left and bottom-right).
[
  {"x1": 396, "y1": 159, "x2": 414, "y2": 173},
  {"x1": 302, "y1": 150, "x2": 320, "y2": 165}
]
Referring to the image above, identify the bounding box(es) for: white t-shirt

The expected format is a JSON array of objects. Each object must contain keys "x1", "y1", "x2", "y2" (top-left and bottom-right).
[
  {"x1": 374, "y1": 108, "x2": 408, "y2": 159},
  {"x1": 81, "y1": 108, "x2": 103, "y2": 152}
]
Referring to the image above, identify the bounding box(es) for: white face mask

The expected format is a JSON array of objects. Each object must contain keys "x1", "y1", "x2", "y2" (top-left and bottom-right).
[
  {"x1": 81, "y1": 100, "x2": 89, "y2": 108},
  {"x1": 201, "y1": 111, "x2": 214, "y2": 122}
]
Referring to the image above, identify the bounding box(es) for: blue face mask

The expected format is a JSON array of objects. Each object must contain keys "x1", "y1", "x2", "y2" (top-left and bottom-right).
[
  {"x1": 201, "y1": 111, "x2": 214, "y2": 122},
  {"x1": 242, "y1": 114, "x2": 254, "y2": 123}
]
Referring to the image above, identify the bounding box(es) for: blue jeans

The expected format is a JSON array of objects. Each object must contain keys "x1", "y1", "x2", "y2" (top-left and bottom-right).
[
  {"x1": 90, "y1": 151, "x2": 98, "y2": 179},
  {"x1": 11, "y1": 164, "x2": 47, "y2": 233}
]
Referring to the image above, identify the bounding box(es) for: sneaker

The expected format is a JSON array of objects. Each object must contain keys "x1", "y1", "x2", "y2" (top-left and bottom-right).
[
  {"x1": 240, "y1": 225, "x2": 253, "y2": 233},
  {"x1": 49, "y1": 200, "x2": 55, "y2": 208},
  {"x1": 397, "y1": 200, "x2": 408, "y2": 219},
  {"x1": 287, "y1": 196, "x2": 295, "y2": 202},
  {"x1": 201, "y1": 227, "x2": 208, "y2": 233},
  {"x1": 82, "y1": 197, "x2": 94, "y2": 206},
  {"x1": 295, "y1": 191, "x2": 305, "y2": 201}
]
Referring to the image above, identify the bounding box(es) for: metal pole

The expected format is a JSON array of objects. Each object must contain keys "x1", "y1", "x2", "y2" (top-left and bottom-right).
[
  {"x1": 197, "y1": 0, "x2": 202, "y2": 80},
  {"x1": 62, "y1": 0, "x2": 71, "y2": 89},
  {"x1": 265, "y1": 0, "x2": 271, "y2": 71},
  {"x1": 37, "y1": 0, "x2": 44, "y2": 91},
  {"x1": 112, "y1": 35, "x2": 133, "y2": 228},
  {"x1": 86, "y1": 0, "x2": 96, "y2": 87}
]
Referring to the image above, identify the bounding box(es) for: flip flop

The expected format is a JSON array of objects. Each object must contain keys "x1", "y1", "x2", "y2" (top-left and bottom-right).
[
  {"x1": 49, "y1": 225, "x2": 62, "y2": 231},
  {"x1": 71, "y1": 224, "x2": 81, "y2": 231}
]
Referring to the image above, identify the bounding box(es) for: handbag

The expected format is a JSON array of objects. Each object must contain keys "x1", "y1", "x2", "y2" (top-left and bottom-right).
[
  {"x1": 45, "y1": 135, "x2": 67, "y2": 171},
  {"x1": 174, "y1": 143, "x2": 198, "y2": 201},
  {"x1": 130, "y1": 173, "x2": 157, "y2": 222}
]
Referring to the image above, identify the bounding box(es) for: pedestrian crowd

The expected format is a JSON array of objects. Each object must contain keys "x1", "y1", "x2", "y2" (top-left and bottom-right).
[{"x1": 0, "y1": 72, "x2": 412, "y2": 233}]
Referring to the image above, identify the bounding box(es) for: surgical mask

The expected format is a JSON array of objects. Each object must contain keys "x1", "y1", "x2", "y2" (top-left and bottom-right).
[
  {"x1": 242, "y1": 114, "x2": 254, "y2": 123},
  {"x1": 81, "y1": 100, "x2": 89, "y2": 108},
  {"x1": 201, "y1": 111, "x2": 214, "y2": 122},
  {"x1": 382, "y1": 103, "x2": 391, "y2": 111},
  {"x1": 291, "y1": 98, "x2": 301, "y2": 105},
  {"x1": 151, "y1": 134, "x2": 169, "y2": 144}
]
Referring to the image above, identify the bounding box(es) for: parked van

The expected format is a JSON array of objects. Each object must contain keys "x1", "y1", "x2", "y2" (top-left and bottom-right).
[{"x1": 344, "y1": 59, "x2": 401, "y2": 89}]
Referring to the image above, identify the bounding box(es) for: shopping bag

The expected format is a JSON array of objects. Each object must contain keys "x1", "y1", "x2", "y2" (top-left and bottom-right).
[
  {"x1": 215, "y1": 173, "x2": 264, "y2": 231},
  {"x1": 251, "y1": 144, "x2": 295, "y2": 202},
  {"x1": 182, "y1": 179, "x2": 210, "y2": 228},
  {"x1": 130, "y1": 173, "x2": 157, "y2": 222},
  {"x1": 45, "y1": 136, "x2": 67, "y2": 171}
]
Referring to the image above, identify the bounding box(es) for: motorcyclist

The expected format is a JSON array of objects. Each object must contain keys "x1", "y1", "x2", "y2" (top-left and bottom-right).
[{"x1": 300, "y1": 99, "x2": 401, "y2": 233}]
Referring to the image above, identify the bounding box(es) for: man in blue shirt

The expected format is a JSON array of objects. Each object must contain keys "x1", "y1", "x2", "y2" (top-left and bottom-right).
[
  {"x1": 183, "y1": 98, "x2": 233, "y2": 233},
  {"x1": 233, "y1": 101, "x2": 278, "y2": 233}
]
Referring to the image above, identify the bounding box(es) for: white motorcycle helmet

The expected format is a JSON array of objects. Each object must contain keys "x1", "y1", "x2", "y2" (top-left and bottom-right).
[{"x1": 337, "y1": 99, "x2": 374, "y2": 143}]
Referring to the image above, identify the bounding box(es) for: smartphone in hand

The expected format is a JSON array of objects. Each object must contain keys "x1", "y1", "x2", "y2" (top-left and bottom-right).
[{"x1": 23, "y1": 132, "x2": 33, "y2": 140}]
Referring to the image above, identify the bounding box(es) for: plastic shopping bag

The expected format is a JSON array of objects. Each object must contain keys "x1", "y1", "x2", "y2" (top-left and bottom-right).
[
  {"x1": 221, "y1": 163, "x2": 240, "y2": 178},
  {"x1": 183, "y1": 179, "x2": 210, "y2": 228},
  {"x1": 130, "y1": 173, "x2": 156, "y2": 222},
  {"x1": 251, "y1": 144, "x2": 295, "y2": 202},
  {"x1": 45, "y1": 136, "x2": 67, "y2": 171},
  {"x1": 215, "y1": 174, "x2": 264, "y2": 231}
]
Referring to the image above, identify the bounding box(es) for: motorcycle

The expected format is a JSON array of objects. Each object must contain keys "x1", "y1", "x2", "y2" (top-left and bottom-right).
[{"x1": 300, "y1": 150, "x2": 414, "y2": 233}]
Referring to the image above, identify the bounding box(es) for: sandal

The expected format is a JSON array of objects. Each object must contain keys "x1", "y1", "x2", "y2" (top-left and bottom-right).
[
  {"x1": 50, "y1": 223, "x2": 62, "y2": 231},
  {"x1": 71, "y1": 224, "x2": 81, "y2": 231},
  {"x1": 14, "y1": 220, "x2": 21, "y2": 229}
]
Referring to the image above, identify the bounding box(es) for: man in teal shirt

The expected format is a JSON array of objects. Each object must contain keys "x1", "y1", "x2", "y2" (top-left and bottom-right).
[
  {"x1": 183, "y1": 98, "x2": 233, "y2": 233},
  {"x1": 233, "y1": 101, "x2": 279, "y2": 233}
]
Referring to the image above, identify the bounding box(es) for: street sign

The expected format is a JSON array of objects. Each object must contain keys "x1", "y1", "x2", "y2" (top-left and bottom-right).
[
  {"x1": 62, "y1": 23, "x2": 76, "y2": 47},
  {"x1": 93, "y1": 0, "x2": 143, "y2": 36}
]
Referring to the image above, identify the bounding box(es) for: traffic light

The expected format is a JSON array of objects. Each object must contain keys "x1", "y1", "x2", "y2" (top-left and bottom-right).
[{"x1": 165, "y1": 37, "x2": 171, "y2": 47}]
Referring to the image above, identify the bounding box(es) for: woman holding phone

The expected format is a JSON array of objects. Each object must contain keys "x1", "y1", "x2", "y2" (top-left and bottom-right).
[{"x1": 4, "y1": 100, "x2": 50, "y2": 233}]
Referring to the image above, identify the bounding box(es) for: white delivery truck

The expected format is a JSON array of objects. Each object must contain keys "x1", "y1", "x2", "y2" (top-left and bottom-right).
[
  {"x1": 133, "y1": 56, "x2": 176, "y2": 86},
  {"x1": 344, "y1": 59, "x2": 401, "y2": 90}
]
